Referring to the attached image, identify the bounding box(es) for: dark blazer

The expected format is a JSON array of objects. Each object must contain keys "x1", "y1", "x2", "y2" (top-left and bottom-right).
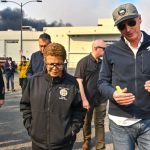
[{"x1": 26, "y1": 51, "x2": 44, "y2": 78}]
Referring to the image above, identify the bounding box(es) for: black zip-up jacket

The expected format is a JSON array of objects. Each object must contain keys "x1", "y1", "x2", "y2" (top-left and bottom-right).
[
  {"x1": 20, "y1": 71, "x2": 85, "y2": 149},
  {"x1": 98, "y1": 31, "x2": 150, "y2": 119},
  {"x1": 0, "y1": 69, "x2": 5, "y2": 99}
]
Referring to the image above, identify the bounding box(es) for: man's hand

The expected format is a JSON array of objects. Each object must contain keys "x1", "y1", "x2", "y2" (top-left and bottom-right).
[
  {"x1": 82, "y1": 98, "x2": 90, "y2": 110},
  {"x1": 113, "y1": 88, "x2": 135, "y2": 105},
  {"x1": 76, "y1": 78, "x2": 90, "y2": 110},
  {"x1": 144, "y1": 80, "x2": 150, "y2": 92},
  {"x1": 0, "y1": 100, "x2": 4, "y2": 107}
]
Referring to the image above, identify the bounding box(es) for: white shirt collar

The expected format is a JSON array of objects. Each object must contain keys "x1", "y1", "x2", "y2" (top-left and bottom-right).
[
  {"x1": 124, "y1": 32, "x2": 143, "y2": 48},
  {"x1": 124, "y1": 32, "x2": 143, "y2": 56}
]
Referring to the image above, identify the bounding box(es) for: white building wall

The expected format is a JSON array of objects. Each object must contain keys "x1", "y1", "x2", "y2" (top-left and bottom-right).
[
  {"x1": 44, "y1": 21, "x2": 120, "y2": 68},
  {"x1": 0, "y1": 18, "x2": 120, "y2": 68},
  {"x1": 68, "y1": 34, "x2": 120, "y2": 68},
  {"x1": 0, "y1": 30, "x2": 42, "y2": 62},
  {"x1": 5, "y1": 41, "x2": 20, "y2": 62},
  {"x1": 23, "y1": 40, "x2": 39, "y2": 60},
  {"x1": 0, "y1": 40, "x2": 5, "y2": 57}
]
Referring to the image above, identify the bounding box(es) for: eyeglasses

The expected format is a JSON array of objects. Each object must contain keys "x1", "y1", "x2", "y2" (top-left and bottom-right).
[
  {"x1": 117, "y1": 19, "x2": 136, "y2": 31},
  {"x1": 95, "y1": 46, "x2": 105, "y2": 50},
  {"x1": 46, "y1": 63, "x2": 64, "y2": 70}
]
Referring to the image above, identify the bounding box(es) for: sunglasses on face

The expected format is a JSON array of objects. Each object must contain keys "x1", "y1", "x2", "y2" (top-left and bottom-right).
[
  {"x1": 46, "y1": 63, "x2": 64, "y2": 70},
  {"x1": 95, "y1": 46, "x2": 105, "y2": 50},
  {"x1": 117, "y1": 19, "x2": 137, "y2": 31}
]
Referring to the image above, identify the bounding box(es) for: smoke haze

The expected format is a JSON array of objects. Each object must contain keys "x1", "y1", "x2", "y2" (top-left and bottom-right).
[{"x1": 0, "y1": 0, "x2": 150, "y2": 32}]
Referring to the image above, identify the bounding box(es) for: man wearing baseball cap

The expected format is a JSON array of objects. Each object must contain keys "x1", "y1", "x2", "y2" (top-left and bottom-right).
[{"x1": 98, "y1": 3, "x2": 150, "y2": 150}]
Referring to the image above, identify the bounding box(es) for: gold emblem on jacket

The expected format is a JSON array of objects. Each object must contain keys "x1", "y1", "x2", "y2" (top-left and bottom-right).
[{"x1": 60, "y1": 88, "x2": 68, "y2": 97}]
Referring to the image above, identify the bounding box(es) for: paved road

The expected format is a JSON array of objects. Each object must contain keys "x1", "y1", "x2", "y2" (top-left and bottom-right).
[{"x1": 0, "y1": 72, "x2": 113, "y2": 150}]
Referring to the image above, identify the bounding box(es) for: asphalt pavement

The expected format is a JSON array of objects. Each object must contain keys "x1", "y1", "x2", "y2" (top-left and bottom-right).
[{"x1": 0, "y1": 72, "x2": 113, "y2": 150}]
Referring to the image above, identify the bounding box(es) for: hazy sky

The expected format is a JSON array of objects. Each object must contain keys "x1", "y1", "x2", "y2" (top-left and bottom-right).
[{"x1": 0, "y1": 0, "x2": 150, "y2": 32}]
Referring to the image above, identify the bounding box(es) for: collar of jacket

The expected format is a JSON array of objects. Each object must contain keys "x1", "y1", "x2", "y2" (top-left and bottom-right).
[{"x1": 120, "y1": 31, "x2": 150, "y2": 47}]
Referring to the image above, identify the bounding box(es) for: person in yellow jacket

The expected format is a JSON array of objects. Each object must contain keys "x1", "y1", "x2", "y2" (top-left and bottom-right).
[{"x1": 17, "y1": 56, "x2": 29, "y2": 93}]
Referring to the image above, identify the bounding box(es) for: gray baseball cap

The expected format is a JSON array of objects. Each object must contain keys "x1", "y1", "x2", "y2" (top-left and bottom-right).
[{"x1": 112, "y1": 3, "x2": 139, "y2": 26}]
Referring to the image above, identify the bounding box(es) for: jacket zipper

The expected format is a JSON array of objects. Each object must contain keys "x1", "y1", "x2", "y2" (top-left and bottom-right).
[
  {"x1": 134, "y1": 54, "x2": 137, "y2": 118},
  {"x1": 134, "y1": 55, "x2": 137, "y2": 95},
  {"x1": 47, "y1": 78, "x2": 53, "y2": 149}
]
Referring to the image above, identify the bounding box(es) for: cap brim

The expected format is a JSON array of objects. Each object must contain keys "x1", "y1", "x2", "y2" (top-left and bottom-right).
[{"x1": 114, "y1": 14, "x2": 139, "y2": 26}]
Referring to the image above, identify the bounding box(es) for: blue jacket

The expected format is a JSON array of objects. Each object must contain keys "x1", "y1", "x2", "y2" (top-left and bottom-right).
[
  {"x1": 27, "y1": 51, "x2": 44, "y2": 78},
  {"x1": 98, "y1": 31, "x2": 150, "y2": 119}
]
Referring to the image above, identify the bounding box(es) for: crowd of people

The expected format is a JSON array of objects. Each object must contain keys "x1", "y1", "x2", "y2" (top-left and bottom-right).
[{"x1": 1, "y1": 3, "x2": 150, "y2": 150}]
